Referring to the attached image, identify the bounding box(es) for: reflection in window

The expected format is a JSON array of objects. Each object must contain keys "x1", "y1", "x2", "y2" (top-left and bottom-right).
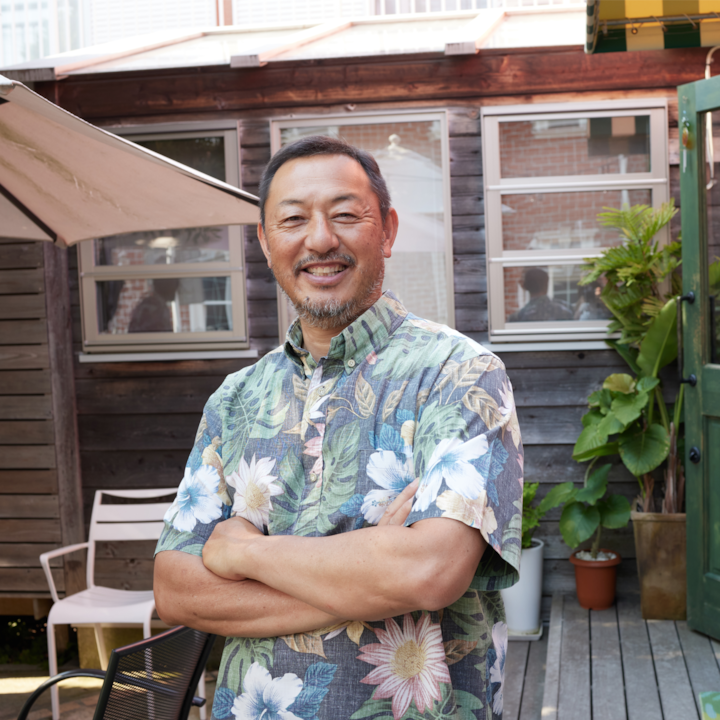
[
  {"x1": 278, "y1": 118, "x2": 450, "y2": 326},
  {"x1": 96, "y1": 277, "x2": 232, "y2": 335},
  {"x1": 504, "y1": 265, "x2": 611, "y2": 324},
  {"x1": 501, "y1": 189, "x2": 652, "y2": 253},
  {"x1": 499, "y1": 115, "x2": 650, "y2": 178},
  {"x1": 95, "y1": 227, "x2": 230, "y2": 266}
]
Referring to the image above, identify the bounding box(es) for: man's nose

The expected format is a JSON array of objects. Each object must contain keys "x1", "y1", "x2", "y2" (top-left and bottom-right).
[{"x1": 305, "y1": 214, "x2": 340, "y2": 254}]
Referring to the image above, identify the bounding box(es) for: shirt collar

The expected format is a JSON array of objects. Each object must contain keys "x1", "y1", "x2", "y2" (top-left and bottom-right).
[{"x1": 283, "y1": 291, "x2": 408, "y2": 372}]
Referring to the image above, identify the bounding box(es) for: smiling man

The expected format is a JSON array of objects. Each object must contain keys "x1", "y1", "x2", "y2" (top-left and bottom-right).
[{"x1": 154, "y1": 136, "x2": 524, "y2": 720}]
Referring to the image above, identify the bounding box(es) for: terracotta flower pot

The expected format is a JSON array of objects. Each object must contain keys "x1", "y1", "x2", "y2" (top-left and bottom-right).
[{"x1": 569, "y1": 549, "x2": 621, "y2": 610}]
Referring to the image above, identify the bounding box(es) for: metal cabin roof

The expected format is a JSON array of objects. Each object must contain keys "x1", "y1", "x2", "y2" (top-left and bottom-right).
[{"x1": 0, "y1": 7, "x2": 586, "y2": 83}]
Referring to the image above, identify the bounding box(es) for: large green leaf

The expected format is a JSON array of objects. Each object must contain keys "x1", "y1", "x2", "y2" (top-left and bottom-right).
[
  {"x1": 603, "y1": 373, "x2": 635, "y2": 393},
  {"x1": 572, "y1": 441, "x2": 620, "y2": 463},
  {"x1": 537, "y1": 482, "x2": 577, "y2": 513},
  {"x1": 636, "y1": 297, "x2": 677, "y2": 377},
  {"x1": 573, "y1": 423, "x2": 610, "y2": 459},
  {"x1": 618, "y1": 424, "x2": 670, "y2": 476},
  {"x1": 596, "y1": 412, "x2": 627, "y2": 437},
  {"x1": 636, "y1": 376, "x2": 660, "y2": 393},
  {"x1": 575, "y1": 463, "x2": 611, "y2": 505},
  {"x1": 559, "y1": 501, "x2": 600, "y2": 549},
  {"x1": 610, "y1": 390, "x2": 649, "y2": 426},
  {"x1": 597, "y1": 494, "x2": 631, "y2": 529}
]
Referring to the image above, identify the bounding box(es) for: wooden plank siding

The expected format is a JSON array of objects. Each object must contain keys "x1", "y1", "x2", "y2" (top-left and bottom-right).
[{"x1": 0, "y1": 240, "x2": 62, "y2": 598}]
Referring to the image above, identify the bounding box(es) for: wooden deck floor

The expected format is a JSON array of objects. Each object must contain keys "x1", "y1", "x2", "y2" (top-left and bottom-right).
[{"x1": 523, "y1": 592, "x2": 720, "y2": 720}]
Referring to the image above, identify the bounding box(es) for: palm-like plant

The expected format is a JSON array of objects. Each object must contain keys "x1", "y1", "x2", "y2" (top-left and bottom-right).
[{"x1": 572, "y1": 201, "x2": 684, "y2": 514}]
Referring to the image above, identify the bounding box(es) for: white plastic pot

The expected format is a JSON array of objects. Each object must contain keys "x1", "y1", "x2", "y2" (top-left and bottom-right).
[{"x1": 500, "y1": 538, "x2": 544, "y2": 636}]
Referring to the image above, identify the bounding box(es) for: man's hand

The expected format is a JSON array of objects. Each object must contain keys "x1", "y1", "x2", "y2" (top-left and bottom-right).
[
  {"x1": 202, "y1": 516, "x2": 262, "y2": 581},
  {"x1": 377, "y1": 479, "x2": 418, "y2": 527}
]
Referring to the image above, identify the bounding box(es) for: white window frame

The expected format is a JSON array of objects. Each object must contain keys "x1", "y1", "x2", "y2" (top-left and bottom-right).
[
  {"x1": 269, "y1": 110, "x2": 455, "y2": 343},
  {"x1": 78, "y1": 123, "x2": 249, "y2": 353},
  {"x1": 482, "y1": 99, "x2": 669, "y2": 343}
]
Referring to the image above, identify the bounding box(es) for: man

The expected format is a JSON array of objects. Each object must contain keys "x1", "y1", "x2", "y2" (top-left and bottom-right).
[
  {"x1": 508, "y1": 267, "x2": 573, "y2": 323},
  {"x1": 154, "y1": 136, "x2": 523, "y2": 720}
]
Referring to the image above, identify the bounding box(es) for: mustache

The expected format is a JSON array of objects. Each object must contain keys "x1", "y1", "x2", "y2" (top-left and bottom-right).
[{"x1": 293, "y1": 253, "x2": 355, "y2": 275}]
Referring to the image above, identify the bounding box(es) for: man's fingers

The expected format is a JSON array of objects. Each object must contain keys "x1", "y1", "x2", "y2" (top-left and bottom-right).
[{"x1": 378, "y1": 479, "x2": 419, "y2": 527}]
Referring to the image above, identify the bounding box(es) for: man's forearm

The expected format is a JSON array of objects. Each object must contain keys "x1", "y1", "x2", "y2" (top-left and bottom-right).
[
  {"x1": 154, "y1": 550, "x2": 342, "y2": 638},
  {"x1": 205, "y1": 517, "x2": 485, "y2": 621}
]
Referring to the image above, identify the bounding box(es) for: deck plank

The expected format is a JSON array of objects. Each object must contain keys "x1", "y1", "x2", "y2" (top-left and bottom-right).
[
  {"x1": 647, "y1": 620, "x2": 699, "y2": 719},
  {"x1": 591, "y1": 606, "x2": 627, "y2": 720},
  {"x1": 541, "y1": 593, "x2": 563, "y2": 720},
  {"x1": 558, "y1": 597, "x2": 590, "y2": 720},
  {"x1": 676, "y1": 621, "x2": 720, "y2": 716},
  {"x1": 617, "y1": 594, "x2": 662, "y2": 720},
  {"x1": 520, "y1": 631, "x2": 548, "y2": 720},
  {"x1": 504, "y1": 641, "x2": 530, "y2": 720}
]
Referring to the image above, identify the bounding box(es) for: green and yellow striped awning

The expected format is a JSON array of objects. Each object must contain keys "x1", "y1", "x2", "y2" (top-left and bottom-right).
[{"x1": 586, "y1": 0, "x2": 720, "y2": 53}]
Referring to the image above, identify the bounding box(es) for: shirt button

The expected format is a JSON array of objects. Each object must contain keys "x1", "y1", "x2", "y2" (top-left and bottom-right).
[{"x1": 347, "y1": 359, "x2": 356, "y2": 368}]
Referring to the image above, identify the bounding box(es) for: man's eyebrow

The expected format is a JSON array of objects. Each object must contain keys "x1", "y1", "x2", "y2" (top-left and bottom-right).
[{"x1": 277, "y1": 194, "x2": 361, "y2": 209}]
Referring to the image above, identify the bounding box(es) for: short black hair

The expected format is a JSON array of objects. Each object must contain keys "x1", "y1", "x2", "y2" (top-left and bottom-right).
[
  {"x1": 258, "y1": 135, "x2": 391, "y2": 228},
  {"x1": 522, "y1": 267, "x2": 549, "y2": 296}
]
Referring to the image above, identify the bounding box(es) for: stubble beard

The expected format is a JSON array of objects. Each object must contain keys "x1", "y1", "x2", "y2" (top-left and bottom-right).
[{"x1": 273, "y1": 250, "x2": 385, "y2": 331}]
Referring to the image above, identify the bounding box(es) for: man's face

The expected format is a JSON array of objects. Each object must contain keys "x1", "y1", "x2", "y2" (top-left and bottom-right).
[{"x1": 258, "y1": 154, "x2": 397, "y2": 330}]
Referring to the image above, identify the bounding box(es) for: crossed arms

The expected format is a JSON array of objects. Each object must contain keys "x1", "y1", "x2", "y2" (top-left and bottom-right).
[{"x1": 154, "y1": 480, "x2": 487, "y2": 638}]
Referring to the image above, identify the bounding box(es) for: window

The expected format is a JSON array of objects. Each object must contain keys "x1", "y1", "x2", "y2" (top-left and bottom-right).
[
  {"x1": 270, "y1": 111, "x2": 454, "y2": 339},
  {"x1": 482, "y1": 100, "x2": 669, "y2": 343},
  {"x1": 78, "y1": 127, "x2": 248, "y2": 353}
]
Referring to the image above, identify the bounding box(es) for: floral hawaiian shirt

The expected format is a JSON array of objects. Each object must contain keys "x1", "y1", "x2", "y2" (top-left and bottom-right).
[{"x1": 156, "y1": 292, "x2": 524, "y2": 720}]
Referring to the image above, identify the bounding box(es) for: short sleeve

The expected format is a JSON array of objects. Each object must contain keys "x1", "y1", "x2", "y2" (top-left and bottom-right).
[
  {"x1": 155, "y1": 386, "x2": 232, "y2": 558},
  {"x1": 405, "y1": 350, "x2": 524, "y2": 591}
]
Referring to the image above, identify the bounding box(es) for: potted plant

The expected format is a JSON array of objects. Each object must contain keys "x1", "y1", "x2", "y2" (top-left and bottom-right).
[
  {"x1": 542, "y1": 463, "x2": 631, "y2": 610},
  {"x1": 500, "y1": 482, "x2": 553, "y2": 637},
  {"x1": 572, "y1": 201, "x2": 687, "y2": 618}
]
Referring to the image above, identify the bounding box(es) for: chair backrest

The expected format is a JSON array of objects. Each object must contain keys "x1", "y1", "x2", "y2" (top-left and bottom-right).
[
  {"x1": 93, "y1": 625, "x2": 215, "y2": 720},
  {"x1": 87, "y1": 488, "x2": 177, "y2": 589}
]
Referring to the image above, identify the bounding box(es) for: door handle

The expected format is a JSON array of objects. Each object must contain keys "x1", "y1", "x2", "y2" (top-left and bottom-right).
[{"x1": 678, "y1": 292, "x2": 697, "y2": 386}]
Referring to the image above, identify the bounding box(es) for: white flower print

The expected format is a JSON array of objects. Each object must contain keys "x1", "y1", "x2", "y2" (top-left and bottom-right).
[
  {"x1": 164, "y1": 465, "x2": 223, "y2": 533},
  {"x1": 231, "y1": 662, "x2": 303, "y2": 720},
  {"x1": 226, "y1": 455, "x2": 283, "y2": 530},
  {"x1": 489, "y1": 621, "x2": 508, "y2": 716},
  {"x1": 361, "y1": 449, "x2": 414, "y2": 524},
  {"x1": 413, "y1": 434, "x2": 489, "y2": 512}
]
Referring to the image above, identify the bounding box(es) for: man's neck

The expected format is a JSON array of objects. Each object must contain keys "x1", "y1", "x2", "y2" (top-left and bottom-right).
[{"x1": 300, "y1": 321, "x2": 347, "y2": 362}]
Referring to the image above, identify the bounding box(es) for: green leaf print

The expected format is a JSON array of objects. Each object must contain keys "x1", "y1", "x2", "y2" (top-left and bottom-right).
[
  {"x1": 317, "y1": 421, "x2": 361, "y2": 533},
  {"x1": 370, "y1": 334, "x2": 452, "y2": 381},
  {"x1": 454, "y1": 689, "x2": 485, "y2": 719},
  {"x1": 412, "y1": 401, "x2": 466, "y2": 475},
  {"x1": 269, "y1": 450, "x2": 304, "y2": 534},
  {"x1": 222, "y1": 637, "x2": 274, "y2": 696},
  {"x1": 249, "y1": 373, "x2": 290, "y2": 440},
  {"x1": 350, "y1": 697, "x2": 394, "y2": 719}
]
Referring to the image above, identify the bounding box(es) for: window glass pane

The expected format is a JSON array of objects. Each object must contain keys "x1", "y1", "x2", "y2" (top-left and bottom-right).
[
  {"x1": 500, "y1": 189, "x2": 652, "y2": 252},
  {"x1": 93, "y1": 136, "x2": 231, "y2": 267},
  {"x1": 96, "y1": 276, "x2": 233, "y2": 334},
  {"x1": 499, "y1": 116, "x2": 651, "y2": 178},
  {"x1": 503, "y1": 265, "x2": 612, "y2": 324},
  {"x1": 279, "y1": 120, "x2": 449, "y2": 325},
  {"x1": 95, "y1": 228, "x2": 230, "y2": 266},
  {"x1": 135, "y1": 137, "x2": 226, "y2": 181}
]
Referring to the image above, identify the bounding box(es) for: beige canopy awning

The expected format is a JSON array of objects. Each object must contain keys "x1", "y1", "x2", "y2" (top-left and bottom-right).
[{"x1": 0, "y1": 74, "x2": 259, "y2": 246}]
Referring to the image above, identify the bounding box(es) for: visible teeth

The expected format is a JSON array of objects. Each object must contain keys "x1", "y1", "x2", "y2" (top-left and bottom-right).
[{"x1": 306, "y1": 265, "x2": 344, "y2": 276}]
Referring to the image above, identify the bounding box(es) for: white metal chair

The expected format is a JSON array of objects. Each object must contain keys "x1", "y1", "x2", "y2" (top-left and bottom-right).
[{"x1": 40, "y1": 488, "x2": 208, "y2": 720}]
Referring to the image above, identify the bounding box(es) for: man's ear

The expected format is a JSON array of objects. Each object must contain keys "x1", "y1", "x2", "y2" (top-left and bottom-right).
[
  {"x1": 257, "y1": 222, "x2": 272, "y2": 267},
  {"x1": 381, "y1": 208, "x2": 399, "y2": 259}
]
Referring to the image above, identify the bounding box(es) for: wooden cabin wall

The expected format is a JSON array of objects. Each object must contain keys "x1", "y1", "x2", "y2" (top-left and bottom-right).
[{"x1": 0, "y1": 239, "x2": 83, "y2": 601}]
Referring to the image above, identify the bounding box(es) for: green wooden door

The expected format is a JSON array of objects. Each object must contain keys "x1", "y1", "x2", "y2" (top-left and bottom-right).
[{"x1": 679, "y1": 76, "x2": 720, "y2": 640}]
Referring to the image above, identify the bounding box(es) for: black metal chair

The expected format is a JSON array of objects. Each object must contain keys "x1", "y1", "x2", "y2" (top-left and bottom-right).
[{"x1": 17, "y1": 625, "x2": 215, "y2": 720}]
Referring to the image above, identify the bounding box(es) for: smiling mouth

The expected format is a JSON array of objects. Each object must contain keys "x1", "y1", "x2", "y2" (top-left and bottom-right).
[{"x1": 304, "y1": 265, "x2": 347, "y2": 277}]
